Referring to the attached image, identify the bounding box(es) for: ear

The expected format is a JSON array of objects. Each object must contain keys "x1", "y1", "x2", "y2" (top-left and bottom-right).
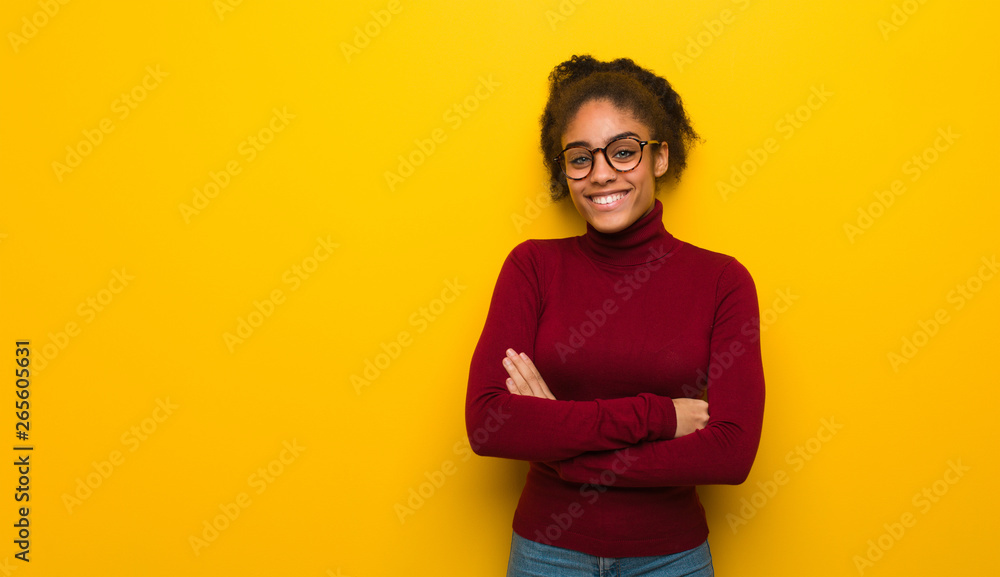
[{"x1": 652, "y1": 142, "x2": 669, "y2": 178}]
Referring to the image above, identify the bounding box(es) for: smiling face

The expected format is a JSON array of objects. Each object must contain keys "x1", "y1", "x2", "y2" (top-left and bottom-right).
[{"x1": 561, "y1": 99, "x2": 669, "y2": 234}]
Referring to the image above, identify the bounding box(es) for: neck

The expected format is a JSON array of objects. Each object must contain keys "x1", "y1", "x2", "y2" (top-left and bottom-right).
[{"x1": 579, "y1": 200, "x2": 679, "y2": 266}]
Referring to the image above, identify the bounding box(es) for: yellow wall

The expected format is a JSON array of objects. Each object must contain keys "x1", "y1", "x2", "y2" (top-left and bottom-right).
[{"x1": 2, "y1": 0, "x2": 997, "y2": 575}]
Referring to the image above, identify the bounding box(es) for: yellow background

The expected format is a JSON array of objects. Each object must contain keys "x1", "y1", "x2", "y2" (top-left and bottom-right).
[{"x1": 2, "y1": 0, "x2": 997, "y2": 575}]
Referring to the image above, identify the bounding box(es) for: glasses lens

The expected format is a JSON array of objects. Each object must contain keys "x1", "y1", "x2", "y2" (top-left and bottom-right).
[
  {"x1": 562, "y1": 147, "x2": 593, "y2": 179},
  {"x1": 606, "y1": 139, "x2": 643, "y2": 171}
]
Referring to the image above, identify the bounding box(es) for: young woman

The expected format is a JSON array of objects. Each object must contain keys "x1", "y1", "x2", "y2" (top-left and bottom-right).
[{"x1": 466, "y1": 55, "x2": 765, "y2": 577}]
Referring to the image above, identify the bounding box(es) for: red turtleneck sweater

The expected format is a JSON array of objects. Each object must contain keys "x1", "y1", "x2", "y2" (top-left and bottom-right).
[{"x1": 466, "y1": 200, "x2": 765, "y2": 557}]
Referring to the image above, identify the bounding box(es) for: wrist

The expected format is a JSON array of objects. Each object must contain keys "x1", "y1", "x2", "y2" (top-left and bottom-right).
[{"x1": 641, "y1": 393, "x2": 677, "y2": 441}]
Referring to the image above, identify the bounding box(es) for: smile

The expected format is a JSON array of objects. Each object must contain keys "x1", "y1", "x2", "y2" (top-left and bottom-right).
[{"x1": 588, "y1": 191, "x2": 629, "y2": 207}]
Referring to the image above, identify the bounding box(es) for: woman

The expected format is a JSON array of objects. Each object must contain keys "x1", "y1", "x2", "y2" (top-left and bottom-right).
[{"x1": 466, "y1": 55, "x2": 765, "y2": 576}]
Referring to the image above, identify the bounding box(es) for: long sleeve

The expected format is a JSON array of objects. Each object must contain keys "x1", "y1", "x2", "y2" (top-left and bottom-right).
[
  {"x1": 465, "y1": 241, "x2": 679, "y2": 463},
  {"x1": 549, "y1": 259, "x2": 765, "y2": 486}
]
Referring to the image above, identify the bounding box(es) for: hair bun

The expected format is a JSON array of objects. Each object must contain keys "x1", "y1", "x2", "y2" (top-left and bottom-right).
[{"x1": 540, "y1": 55, "x2": 700, "y2": 201}]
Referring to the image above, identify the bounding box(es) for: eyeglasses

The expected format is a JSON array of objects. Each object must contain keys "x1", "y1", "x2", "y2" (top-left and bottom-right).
[{"x1": 555, "y1": 136, "x2": 661, "y2": 180}]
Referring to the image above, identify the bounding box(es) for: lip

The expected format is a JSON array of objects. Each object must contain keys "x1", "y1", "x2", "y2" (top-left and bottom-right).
[{"x1": 586, "y1": 190, "x2": 630, "y2": 211}]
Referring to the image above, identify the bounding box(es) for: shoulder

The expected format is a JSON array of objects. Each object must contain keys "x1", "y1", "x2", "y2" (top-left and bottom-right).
[
  {"x1": 498, "y1": 237, "x2": 580, "y2": 293},
  {"x1": 672, "y1": 238, "x2": 757, "y2": 290},
  {"x1": 506, "y1": 236, "x2": 579, "y2": 265}
]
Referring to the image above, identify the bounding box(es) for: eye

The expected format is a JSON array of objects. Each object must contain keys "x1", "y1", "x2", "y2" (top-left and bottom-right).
[{"x1": 566, "y1": 150, "x2": 592, "y2": 166}]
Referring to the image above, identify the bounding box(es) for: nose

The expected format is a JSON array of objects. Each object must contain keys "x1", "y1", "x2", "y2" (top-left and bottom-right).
[{"x1": 589, "y1": 149, "x2": 617, "y2": 184}]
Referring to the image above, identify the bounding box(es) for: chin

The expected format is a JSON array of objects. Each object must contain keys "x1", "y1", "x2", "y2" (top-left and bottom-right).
[
  {"x1": 588, "y1": 212, "x2": 633, "y2": 233},
  {"x1": 587, "y1": 200, "x2": 654, "y2": 234}
]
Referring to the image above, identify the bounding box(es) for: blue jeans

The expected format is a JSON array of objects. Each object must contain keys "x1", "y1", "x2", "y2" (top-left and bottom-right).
[{"x1": 506, "y1": 531, "x2": 714, "y2": 577}]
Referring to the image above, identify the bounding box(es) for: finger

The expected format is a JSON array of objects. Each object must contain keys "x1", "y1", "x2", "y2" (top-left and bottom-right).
[
  {"x1": 507, "y1": 349, "x2": 549, "y2": 399},
  {"x1": 519, "y1": 352, "x2": 555, "y2": 400},
  {"x1": 517, "y1": 352, "x2": 543, "y2": 382},
  {"x1": 503, "y1": 356, "x2": 537, "y2": 397},
  {"x1": 503, "y1": 354, "x2": 534, "y2": 396},
  {"x1": 505, "y1": 349, "x2": 549, "y2": 399}
]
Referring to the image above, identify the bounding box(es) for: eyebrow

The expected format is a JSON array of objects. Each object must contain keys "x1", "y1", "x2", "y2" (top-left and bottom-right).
[{"x1": 564, "y1": 131, "x2": 641, "y2": 149}]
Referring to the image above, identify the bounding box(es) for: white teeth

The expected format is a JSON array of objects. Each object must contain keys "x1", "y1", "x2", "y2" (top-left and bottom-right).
[{"x1": 592, "y1": 192, "x2": 625, "y2": 205}]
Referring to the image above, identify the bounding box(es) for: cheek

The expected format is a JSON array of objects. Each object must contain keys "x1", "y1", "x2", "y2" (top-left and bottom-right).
[
  {"x1": 641, "y1": 165, "x2": 660, "y2": 186},
  {"x1": 569, "y1": 187, "x2": 591, "y2": 213},
  {"x1": 627, "y1": 171, "x2": 654, "y2": 191}
]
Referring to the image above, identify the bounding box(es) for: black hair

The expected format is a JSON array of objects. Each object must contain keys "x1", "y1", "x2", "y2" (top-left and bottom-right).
[{"x1": 540, "y1": 55, "x2": 700, "y2": 200}]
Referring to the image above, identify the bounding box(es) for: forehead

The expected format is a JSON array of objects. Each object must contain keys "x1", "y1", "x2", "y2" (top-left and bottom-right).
[{"x1": 562, "y1": 99, "x2": 649, "y2": 147}]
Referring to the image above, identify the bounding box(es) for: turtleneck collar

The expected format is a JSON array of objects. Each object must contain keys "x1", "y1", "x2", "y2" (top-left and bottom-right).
[{"x1": 578, "y1": 199, "x2": 680, "y2": 266}]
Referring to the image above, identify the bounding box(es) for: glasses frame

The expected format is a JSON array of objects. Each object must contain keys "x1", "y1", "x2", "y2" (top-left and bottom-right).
[{"x1": 555, "y1": 136, "x2": 661, "y2": 181}]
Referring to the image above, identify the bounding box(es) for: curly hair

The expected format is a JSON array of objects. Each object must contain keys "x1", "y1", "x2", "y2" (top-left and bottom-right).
[{"x1": 540, "y1": 55, "x2": 700, "y2": 201}]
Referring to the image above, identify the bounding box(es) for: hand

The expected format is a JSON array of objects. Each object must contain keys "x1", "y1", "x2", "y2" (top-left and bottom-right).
[
  {"x1": 502, "y1": 349, "x2": 556, "y2": 400},
  {"x1": 672, "y1": 398, "x2": 709, "y2": 437}
]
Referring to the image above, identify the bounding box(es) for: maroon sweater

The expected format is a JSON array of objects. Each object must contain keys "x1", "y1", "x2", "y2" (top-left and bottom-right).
[{"x1": 466, "y1": 200, "x2": 765, "y2": 557}]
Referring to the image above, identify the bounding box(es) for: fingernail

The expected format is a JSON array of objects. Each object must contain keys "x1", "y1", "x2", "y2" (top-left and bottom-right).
[
  {"x1": 520, "y1": 353, "x2": 529, "y2": 360},
  {"x1": 503, "y1": 358, "x2": 511, "y2": 366},
  {"x1": 506, "y1": 348, "x2": 516, "y2": 357}
]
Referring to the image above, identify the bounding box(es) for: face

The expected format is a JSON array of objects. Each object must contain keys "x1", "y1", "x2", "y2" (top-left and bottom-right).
[{"x1": 560, "y1": 99, "x2": 669, "y2": 234}]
